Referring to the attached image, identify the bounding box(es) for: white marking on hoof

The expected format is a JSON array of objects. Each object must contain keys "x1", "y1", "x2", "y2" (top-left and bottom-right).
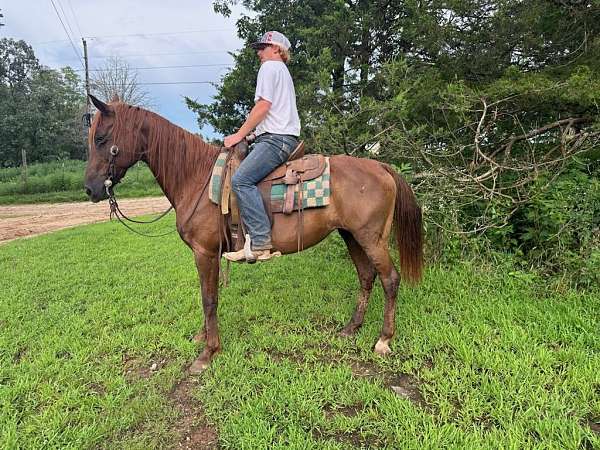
[
  {"x1": 374, "y1": 339, "x2": 391, "y2": 356},
  {"x1": 188, "y1": 358, "x2": 209, "y2": 375}
]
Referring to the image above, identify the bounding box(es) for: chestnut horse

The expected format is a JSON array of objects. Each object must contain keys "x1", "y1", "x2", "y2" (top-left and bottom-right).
[{"x1": 84, "y1": 95, "x2": 423, "y2": 374}]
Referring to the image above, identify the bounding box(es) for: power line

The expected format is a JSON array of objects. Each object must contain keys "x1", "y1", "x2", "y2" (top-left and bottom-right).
[
  {"x1": 58, "y1": 49, "x2": 236, "y2": 61},
  {"x1": 70, "y1": 63, "x2": 233, "y2": 72},
  {"x1": 49, "y1": 0, "x2": 84, "y2": 67},
  {"x1": 56, "y1": 0, "x2": 78, "y2": 41},
  {"x1": 84, "y1": 28, "x2": 232, "y2": 39},
  {"x1": 137, "y1": 81, "x2": 215, "y2": 85},
  {"x1": 66, "y1": 0, "x2": 84, "y2": 38}
]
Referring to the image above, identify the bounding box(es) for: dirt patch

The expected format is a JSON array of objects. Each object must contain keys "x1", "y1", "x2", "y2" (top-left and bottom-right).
[
  {"x1": 323, "y1": 402, "x2": 364, "y2": 421},
  {"x1": 0, "y1": 196, "x2": 171, "y2": 245},
  {"x1": 170, "y1": 377, "x2": 219, "y2": 449}
]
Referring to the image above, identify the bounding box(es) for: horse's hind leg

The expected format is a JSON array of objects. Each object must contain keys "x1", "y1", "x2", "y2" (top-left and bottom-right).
[
  {"x1": 358, "y1": 240, "x2": 400, "y2": 356},
  {"x1": 338, "y1": 229, "x2": 377, "y2": 336}
]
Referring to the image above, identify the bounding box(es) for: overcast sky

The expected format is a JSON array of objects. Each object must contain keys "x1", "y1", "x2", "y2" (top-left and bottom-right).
[{"x1": 1, "y1": 0, "x2": 247, "y2": 138}]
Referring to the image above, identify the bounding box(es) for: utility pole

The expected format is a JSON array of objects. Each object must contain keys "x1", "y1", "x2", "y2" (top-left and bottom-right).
[
  {"x1": 82, "y1": 38, "x2": 92, "y2": 159},
  {"x1": 82, "y1": 38, "x2": 91, "y2": 124}
]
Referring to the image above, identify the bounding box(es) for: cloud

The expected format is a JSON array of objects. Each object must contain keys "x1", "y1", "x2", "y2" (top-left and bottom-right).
[{"x1": 2, "y1": 0, "x2": 247, "y2": 137}]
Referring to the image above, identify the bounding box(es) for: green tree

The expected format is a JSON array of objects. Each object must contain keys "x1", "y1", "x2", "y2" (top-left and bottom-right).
[
  {"x1": 0, "y1": 38, "x2": 86, "y2": 167},
  {"x1": 197, "y1": 1, "x2": 600, "y2": 282}
]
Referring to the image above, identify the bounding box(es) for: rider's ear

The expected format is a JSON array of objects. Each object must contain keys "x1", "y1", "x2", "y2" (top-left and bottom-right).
[{"x1": 89, "y1": 94, "x2": 113, "y2": 116}]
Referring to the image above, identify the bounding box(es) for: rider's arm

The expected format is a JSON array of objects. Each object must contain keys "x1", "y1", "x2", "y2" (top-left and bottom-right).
[{"x1": 223, "y1": 98, "x2": 271, "y2": 147}]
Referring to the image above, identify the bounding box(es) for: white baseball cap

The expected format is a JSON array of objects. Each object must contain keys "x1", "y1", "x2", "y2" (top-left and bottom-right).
[{"x1": 250, "y1": 31, "x2": 291, "y2": 51}]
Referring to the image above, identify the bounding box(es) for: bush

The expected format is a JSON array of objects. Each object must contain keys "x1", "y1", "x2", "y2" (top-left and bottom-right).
[
  {"x1": 511, "y1": 167, "x2": 600, "y2": 289},
  {"x1": 0, "y1": 160, "x2": 160, "y2": 201}
]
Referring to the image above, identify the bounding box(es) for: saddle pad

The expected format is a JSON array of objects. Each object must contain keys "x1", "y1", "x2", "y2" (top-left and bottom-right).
[
  {"x1": 209, "y1": 150, "x2": 229, "y2": 204},
  {"x1": 209, "y1": 153, "x2": 331, "y2": 210},
  {"x1": 270, "y1": 158, "x2": 331, "y2": 210}
]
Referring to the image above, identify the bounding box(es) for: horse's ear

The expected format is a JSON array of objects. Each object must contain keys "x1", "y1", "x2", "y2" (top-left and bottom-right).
[
  {"x1": 89, "y1": 94, "x2": 112, "y2": 116},
  {"x1": 110, "y1": 93, "x2": 121, "y2": 103}
]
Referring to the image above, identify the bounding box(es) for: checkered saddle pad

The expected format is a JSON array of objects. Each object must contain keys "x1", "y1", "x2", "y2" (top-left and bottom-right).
[{"x1": 209, "y1": 151, "x2": 331, "y2": 214}]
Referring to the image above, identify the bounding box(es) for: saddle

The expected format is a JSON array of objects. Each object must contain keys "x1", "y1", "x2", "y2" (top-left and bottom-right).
[{"x1": 220, "y1": 139, "x2": 327, "y2": 252}]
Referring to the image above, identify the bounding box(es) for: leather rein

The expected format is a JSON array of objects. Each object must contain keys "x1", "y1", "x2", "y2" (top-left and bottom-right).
[{"x1": 105, "y1": 144, "x2": 175, "y2": 237}]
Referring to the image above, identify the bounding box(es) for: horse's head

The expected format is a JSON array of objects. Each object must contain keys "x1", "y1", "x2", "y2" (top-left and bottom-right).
[{"x1": 84, "y1": 94, "x2": 144, "y2": 202}]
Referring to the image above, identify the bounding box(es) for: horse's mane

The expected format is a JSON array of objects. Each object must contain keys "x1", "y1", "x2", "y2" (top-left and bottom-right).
[{"x1": 112, "y1": 103, "x2": 221, "y2": 195}]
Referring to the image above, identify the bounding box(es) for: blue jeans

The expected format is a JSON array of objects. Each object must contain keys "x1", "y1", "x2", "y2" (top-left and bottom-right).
[{"x1": 232, "y1": 133, "x2": 298, "y2": 250}]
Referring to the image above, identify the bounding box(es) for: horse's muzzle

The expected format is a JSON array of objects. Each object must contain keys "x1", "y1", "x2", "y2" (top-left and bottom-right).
[{"x1": 84, "y1": 178, "x2": 109, "y2": 203}]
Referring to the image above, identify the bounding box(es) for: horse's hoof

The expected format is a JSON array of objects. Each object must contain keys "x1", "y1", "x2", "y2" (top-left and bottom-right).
[
  {"x1": 191, "y1": 332, "x2": 206, "y2": 344},
  {"x1": 374, "y1": 339, "x2": 391, "y2": 356},
  {"x1": 188, "y1": 357, "x2": 210, "y2": 375}
]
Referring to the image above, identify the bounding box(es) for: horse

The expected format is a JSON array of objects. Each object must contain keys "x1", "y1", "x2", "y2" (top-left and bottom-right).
[{"x1": 84, "y1": 94, "x2": 424, "y2": 374}]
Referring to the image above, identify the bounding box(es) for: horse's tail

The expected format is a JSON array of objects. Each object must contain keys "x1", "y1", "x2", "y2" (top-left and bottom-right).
[{"x1": 382, "y1": 164, "x2": 424, "y2": 285}]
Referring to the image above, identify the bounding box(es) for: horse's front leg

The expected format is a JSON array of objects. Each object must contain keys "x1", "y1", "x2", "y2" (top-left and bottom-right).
[{"x1": 189, "y1": 251, "x2": 221, "y2": 375}]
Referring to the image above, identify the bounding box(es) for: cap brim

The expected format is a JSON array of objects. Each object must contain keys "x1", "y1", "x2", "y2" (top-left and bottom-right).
[{"x1": 249, "y1": 42, "x2": 263, "y2": 49}]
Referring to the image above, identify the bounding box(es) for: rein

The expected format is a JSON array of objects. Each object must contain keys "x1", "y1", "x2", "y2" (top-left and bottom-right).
[{"x1": 105, "y1": 145, "x2": 175, "y2": 238}]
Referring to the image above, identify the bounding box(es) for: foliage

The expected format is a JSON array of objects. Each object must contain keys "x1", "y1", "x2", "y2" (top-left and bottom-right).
[
  {"x1": 512, "y1": 166, "x2": 600, "y2": 289},
  {"x1": 200, "y1": 0, "x2": 600, "y2": 286},
  {"x1": 0, "y1": 38, "x2": 87, "y2": 167},
  {"x1": 0, "y1": 160, "x2": 162, "y2": 204},
  {"x1": 0, "y1": 229, "x2": 598, "y2": 448}
]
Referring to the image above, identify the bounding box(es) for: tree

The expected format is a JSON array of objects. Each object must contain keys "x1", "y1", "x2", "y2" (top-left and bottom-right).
[
  {"x1": 0, "y1": 38, "x2": 86, "y2": 167},
  {"x1": 90, "y1": 56, "x2": 153, "y2": 107},
  {"x1": 197, "y1": 1, "x2": 600, "y2": 282}
]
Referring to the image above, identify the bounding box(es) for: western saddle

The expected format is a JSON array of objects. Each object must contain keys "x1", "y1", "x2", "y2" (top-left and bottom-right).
[{"x1": 220, "y1": 139, "x2": 326, "y2": 252}]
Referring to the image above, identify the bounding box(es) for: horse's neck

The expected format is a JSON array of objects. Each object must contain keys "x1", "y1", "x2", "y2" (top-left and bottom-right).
[{"x1": 141, "y1": 116, "x2": 219, "y2": 209}]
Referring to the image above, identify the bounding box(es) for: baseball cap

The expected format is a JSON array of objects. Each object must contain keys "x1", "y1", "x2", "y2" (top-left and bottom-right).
[{"x1": 250, "y1": 31, "x2": 291, "y2": 51}]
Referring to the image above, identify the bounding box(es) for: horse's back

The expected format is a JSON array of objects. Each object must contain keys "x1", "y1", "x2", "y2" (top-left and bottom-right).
[{"x1": 270, "y1": 155, "x2": 396, "y2": 253}]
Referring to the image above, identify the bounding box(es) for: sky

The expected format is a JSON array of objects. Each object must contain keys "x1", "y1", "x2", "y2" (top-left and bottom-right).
[{"x1": 1, "y1": 0, "x2": 248, "y2": 139}]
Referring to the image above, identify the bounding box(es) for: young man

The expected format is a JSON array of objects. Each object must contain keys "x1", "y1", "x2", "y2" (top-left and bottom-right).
[{"x1": 223, "y1": 31, "x2": 301, "y2": 263}]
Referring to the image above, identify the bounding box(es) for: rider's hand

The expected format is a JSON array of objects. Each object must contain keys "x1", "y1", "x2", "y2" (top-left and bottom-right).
[{"x1": 224, "y1": 132, "x2": 244, "y2": 148}]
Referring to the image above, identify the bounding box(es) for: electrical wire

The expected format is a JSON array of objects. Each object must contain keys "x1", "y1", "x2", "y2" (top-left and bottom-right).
[
  {"x1": 66, "y1": 0, "x2": 84, "y2": 38},
  {"x1": 49, "y1": 0, "x2": 84, "y2": 67},
  {"x1": 58, "y1": 49, "x2": 236, "y2": 61},
  {"x1": 84, "y1": 28, "x2": 231, "y2": 39},
  {"x1": 70, "y1": 63, "x2": 233, "y2": 72},
  {"x1": 137, "y1": 81, "x2": 214, "y2": 85},
  {"x1": 56, "y1": 0, "x2": 78, "y2": 41}
]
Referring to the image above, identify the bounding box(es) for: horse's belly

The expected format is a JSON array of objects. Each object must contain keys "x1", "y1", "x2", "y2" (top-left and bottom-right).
[{"x1": 270, "y1": 206, "x2": 337, "y2": 254}]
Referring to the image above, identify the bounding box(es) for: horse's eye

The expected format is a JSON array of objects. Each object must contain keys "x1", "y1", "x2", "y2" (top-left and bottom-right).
[{"x1": 95, "y1": 135, "x2": 106, "y2": 145}]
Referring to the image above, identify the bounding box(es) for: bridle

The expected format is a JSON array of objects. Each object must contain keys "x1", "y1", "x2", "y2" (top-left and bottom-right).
[{"x1": 104, "y1": 144, "x2": 175, "y2": 237}]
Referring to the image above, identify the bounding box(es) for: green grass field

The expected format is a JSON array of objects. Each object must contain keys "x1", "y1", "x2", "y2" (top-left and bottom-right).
[
  {"x1": 0, "y1": 217, "x2": 598, "y2": 449},
  {"x1": 0, "y1": 160, "x2": 161, "y2": 204}
]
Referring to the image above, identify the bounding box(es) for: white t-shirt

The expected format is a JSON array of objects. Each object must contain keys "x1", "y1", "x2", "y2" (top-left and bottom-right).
[{"x1": 254, "y1": 60, "x2": 301, "y2": 137}]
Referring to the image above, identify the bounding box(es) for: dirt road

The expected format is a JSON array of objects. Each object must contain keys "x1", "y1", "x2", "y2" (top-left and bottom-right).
[{"x1": 0, "y1": 197, "x2": 172, "y2": 245}]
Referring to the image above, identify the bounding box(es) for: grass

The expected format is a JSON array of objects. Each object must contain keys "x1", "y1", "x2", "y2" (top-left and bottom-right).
[
  {"x1": 0, "y1": 160, "x2": 161, "y2": 204},
  {"x1": 0, "y1": 217, "x2": 598, "y2": 449}
]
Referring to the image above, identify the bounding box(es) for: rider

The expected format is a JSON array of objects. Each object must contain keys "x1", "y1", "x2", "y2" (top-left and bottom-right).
[{"x1": 223, "y1": 31, "x2": 301, "y2": 263}]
